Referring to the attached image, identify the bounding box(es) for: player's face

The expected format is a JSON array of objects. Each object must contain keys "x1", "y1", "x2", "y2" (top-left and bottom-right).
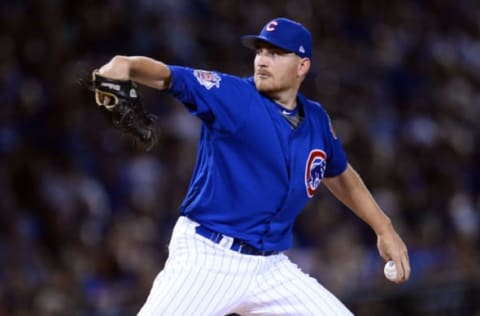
[{"x1": 253, "y1": 44, "x2": 307, "y2": 93}]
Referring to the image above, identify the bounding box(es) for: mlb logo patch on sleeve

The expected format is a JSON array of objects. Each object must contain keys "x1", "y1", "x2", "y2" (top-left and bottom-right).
[{"x1": 194, "y1": 70, "x2": 221, "y2": 90}]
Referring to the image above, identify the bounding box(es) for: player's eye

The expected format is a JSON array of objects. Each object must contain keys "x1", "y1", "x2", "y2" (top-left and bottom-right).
[{"x1": 256, "y1": 49, "x2": 278, "y2": 58}]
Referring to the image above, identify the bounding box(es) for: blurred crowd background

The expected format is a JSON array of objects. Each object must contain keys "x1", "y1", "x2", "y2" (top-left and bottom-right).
[{"x1": 1, "y1": 0, "x2": 479, "y2": 315}]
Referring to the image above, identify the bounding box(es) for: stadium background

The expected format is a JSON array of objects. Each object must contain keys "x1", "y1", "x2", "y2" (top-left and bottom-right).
[{"x1": 0, "y1": 0, "x2": 479, "y2": 315}]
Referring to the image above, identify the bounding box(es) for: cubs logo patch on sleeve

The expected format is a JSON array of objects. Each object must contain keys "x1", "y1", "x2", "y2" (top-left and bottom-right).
[
  {"x1": 194, "y1": 69, "x2": 221, "y2": 90},
  {"x1": 305, "y1": 149, "x2": 327, "y2": 198}
]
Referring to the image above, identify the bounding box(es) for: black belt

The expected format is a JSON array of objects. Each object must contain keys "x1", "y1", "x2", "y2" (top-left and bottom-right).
[{"x1": 195, "y1": 225, "x2": 279, "y2": 256}]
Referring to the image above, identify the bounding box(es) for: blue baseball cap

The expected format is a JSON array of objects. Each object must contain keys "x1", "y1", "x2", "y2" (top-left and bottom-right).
[{"x1": 241, "y1": 17, "x2": 312, "y2": 58}]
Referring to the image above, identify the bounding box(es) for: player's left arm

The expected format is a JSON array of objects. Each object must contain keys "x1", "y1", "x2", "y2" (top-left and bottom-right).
[{"x1": 322, "y1": 164, "x2": 411, "y2": 283}]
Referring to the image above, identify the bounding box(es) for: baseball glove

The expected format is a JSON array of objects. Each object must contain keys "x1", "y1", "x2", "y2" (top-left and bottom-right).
[{"x1": 92, "y1": 70, "x2": 158, "y2": 151}]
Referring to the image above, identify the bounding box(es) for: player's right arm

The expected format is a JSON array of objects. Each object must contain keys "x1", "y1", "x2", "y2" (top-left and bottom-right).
[
  {"x1": 97, "y1": 55, "x2": 172, "y2": 90},
  {"x1": 322, "y1": 164, "x2": 410, "y2": 283}
]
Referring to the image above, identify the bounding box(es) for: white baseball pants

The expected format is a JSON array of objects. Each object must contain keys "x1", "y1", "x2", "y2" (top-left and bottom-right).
[{"x1": 137, "y1": 216, "x2": 353, "y2": 316}]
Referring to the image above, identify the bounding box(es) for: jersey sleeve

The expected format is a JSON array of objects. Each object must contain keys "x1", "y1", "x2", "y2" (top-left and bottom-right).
[
  {"x1": 166, "y1": 65, "x2": 252, "y2": 133},
  {"x1": 323, "y1": 111, "x2": 348, "y2": 178}
]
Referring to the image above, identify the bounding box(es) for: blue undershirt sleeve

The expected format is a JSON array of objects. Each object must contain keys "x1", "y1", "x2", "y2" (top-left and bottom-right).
[{"x1": 323, "y1": 111, "x2": 348, "y2": 178}]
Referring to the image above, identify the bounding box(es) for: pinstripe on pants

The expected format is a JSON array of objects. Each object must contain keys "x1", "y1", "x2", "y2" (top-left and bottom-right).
[{"x1": 137, "y1": 216, "x2": 353, "y2": 316}]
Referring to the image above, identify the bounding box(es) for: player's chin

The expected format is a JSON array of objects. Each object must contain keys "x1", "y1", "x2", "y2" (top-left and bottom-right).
[{"x1": 254, "y1": 78, "x2": 274, "y2": 93}]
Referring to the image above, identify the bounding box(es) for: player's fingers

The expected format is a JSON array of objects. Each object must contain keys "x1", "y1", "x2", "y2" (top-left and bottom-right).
[
  {"x1": 95, "y1": 91, "x2": 114, "y2": 107},
  {"x1": 393, "y1": 253, "x2": 410, "y2": 283},
  {"x1": 102, "y1": 95, "x2": 113, "y2": 106},
  {"x1": 400, "y1": 252, "x2": 411, "y2": 282},
  {"x1": 391, "y1": 258, "x2": 403, "y2": 283}
]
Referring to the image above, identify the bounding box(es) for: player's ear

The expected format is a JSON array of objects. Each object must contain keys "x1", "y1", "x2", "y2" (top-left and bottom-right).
[{"x1": 298, "y1": 58, "x2": 310, "y2": 77}]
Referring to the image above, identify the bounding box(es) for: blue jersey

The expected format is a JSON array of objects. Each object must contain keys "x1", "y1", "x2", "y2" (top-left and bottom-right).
[{"x1": 167, "y1": 66, "x2": 348, "y2": 251}]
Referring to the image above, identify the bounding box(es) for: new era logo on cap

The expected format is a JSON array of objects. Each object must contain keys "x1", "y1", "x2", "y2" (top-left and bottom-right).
[{"x1": 241, "y1": 17, "x2": 312, "y2": 58}]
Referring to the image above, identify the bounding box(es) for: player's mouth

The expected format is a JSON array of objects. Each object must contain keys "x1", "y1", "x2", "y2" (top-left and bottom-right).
[{"x1": 255, "y1": 70, "x2": 271, "y2": 79}]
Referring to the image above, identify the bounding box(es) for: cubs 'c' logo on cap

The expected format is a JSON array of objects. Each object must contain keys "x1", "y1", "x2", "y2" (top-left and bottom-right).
[
  {"x1": 266, "y1": 20, "x2": 278, "y2": 31},
  {"x1": 305, "y1": 149, "x2": 327, "y2": 198}
]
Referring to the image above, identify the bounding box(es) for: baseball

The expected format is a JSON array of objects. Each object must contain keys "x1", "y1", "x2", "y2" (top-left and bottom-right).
[{"x1": 384, "y1": 260, "x2": 398, "y2": 281}]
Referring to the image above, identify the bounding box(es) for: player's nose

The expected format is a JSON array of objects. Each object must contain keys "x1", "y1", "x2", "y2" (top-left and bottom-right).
[{"x1": 255, "y1": 52, "x2": 270, "y2": 67}]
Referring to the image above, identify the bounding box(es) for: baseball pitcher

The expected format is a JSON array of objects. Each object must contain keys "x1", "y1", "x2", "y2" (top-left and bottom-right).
[{"x1": 92, "y1": 17, "x2": 410, "y2": 315}]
